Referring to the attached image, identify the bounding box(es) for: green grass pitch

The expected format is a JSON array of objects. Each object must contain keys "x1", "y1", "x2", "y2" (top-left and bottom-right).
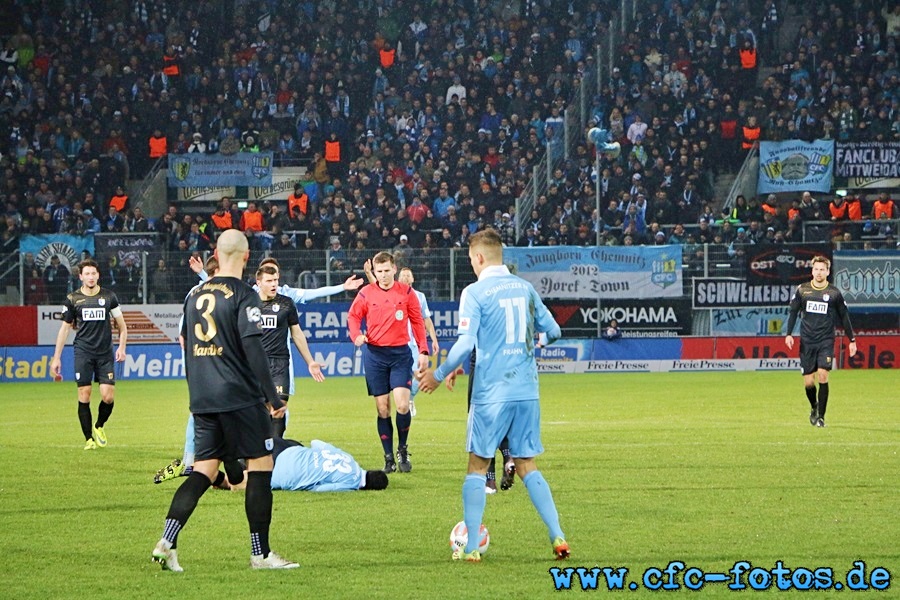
[{"x1": 1, "y1": 370, "x2": 898, "y2": 599}]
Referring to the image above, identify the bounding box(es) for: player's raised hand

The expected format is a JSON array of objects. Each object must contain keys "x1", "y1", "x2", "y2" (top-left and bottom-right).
[
  {"x1": 189, "y1": 255, "x2": 204, "y2": 274},
  {"x1": 308, "y1": 362, "x2": 325, "y2": 382},
  {"x1": 343, "y1": 275, "x2": 364, "y2": 290}
]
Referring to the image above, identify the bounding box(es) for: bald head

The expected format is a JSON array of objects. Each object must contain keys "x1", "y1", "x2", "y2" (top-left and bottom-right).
[{"x1": 214, "y1": 229, "x2": 250, "y2": 277}]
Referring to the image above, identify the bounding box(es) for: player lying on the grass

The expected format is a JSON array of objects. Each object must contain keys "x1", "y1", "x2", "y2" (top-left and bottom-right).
[{"x1": 159, "y1": 438, "x2": 389, "y2": 492}]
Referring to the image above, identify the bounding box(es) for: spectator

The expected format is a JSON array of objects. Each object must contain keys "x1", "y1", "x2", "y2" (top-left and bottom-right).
[{"x1": 43, "y1": 255, "x2": 69, "y2": 304}]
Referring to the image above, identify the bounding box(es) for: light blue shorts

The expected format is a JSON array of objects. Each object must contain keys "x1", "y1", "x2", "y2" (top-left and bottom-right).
[{"x1": 466, "y1": 400, "x2": 543, "y2": 459}]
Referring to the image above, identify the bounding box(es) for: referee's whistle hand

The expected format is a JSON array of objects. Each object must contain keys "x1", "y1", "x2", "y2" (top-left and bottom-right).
[{"x1": 354, "y1": 334, "x2": 368, "y2": 346}]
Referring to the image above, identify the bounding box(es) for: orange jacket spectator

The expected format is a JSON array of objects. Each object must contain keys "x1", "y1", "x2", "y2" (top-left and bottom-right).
[
  {"x1": 379, "y1": 44, "x2": 396, "y2": 69},
  {"x1": 739, "y1": 45, "x2": 757, "y2": 69},
  {"x1": 149, "y1": 131, "x2": 167, "y2": 158},
  {"x1": 325, "y1": 139, "x2": 341, "y2": 162},
  {"x1": 741, "y1": 119, "x2": 761, "y2": 150},
  {"x1": 847, "y1": 196, "x2": 863, "y2": 220},
  {"x1": 829, "y1": 198, "x2": 849, "y2": 220},
  {"x1": 872, "y1": 196, "x2": 895, "y2": 219},
  {"x1": 287, "y1": 187, "x2": 309, "y2": 219},
  {"x1": 240, "y1": 203, "x2": 264, "y2": 232},
  {"x1": 109, "y1": 187, "x2": 128, "y2": 212},
  {"x1": 211, "y1": 209, "x2": 233, "y2": 230}
]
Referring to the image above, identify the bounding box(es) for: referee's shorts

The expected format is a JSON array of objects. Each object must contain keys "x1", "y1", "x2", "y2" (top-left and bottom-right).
[{"x1": 363, "y1": 344, "x2": 413, "y2": 396}]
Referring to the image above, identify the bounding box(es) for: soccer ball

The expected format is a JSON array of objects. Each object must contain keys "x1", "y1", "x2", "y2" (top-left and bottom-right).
[{"x1": 449, "y1": 521, "x2": 490, "y2": 555}]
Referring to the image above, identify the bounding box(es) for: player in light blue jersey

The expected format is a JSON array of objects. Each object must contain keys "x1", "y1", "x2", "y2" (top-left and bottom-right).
[
  {"x1": 364, "y1": 260, "x2": 440, "y2": 418},
  {"x1": 225, "y1": 439, "x2": 389, "y2": 492},
  {"x1": 419, "y1": 229, "x2": 569, "y2": 562}
]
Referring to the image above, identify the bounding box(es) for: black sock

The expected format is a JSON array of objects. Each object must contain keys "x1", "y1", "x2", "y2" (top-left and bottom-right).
[
  {"x1": 213, "y1": 471, "x2": 227, "y2": 488},
  {"x1": 396, "y1": 411, "x2": 411, "y2": 448},
  {"x1": 246, "y1": 471, "x2": 273, "y2": 557},
  {"x1": 805, "y1": 385, "x2": 817, "y2": 410},
  {"x1": 500, "y1": 438, "x2": 511, "y2": 462},
  {"x1": 487, "y1": 457, "x2": 496, "y2": 481},
  {"x1": 78, "y1": 402, "x2": 92, "y2": 439},
  {"x1": 272, "y1": 416, "x2": 286, "y2": 438},
  {"x1": 377, "y1": 417, "x2": 393, "y2": 455},
  {"x1": 817, "y1": 383, "x2": 829, "y2": 419},
  {"x1": 96, "y1": 401, "x2": 114, "y2": 428},
  {"x1": 164, "y1": 471, "x2": 213, "y2": 545}
]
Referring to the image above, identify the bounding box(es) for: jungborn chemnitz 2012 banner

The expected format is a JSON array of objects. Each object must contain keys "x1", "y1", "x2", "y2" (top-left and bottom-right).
[
  {"x1": 167, "y1": 152, "x2": 274, "y2": 187},
  {"x1": 504, "y1": 246, "x2": 682, "y2": 300},
  {"x1": 758, "y1": 139, "x2": 834, "y2": 193}
]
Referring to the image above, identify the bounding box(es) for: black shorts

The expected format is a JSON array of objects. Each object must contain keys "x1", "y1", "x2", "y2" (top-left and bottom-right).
[
  {"x1": 800, "y1": 341, "x2": 834, "y2": 375},
  {"x1": 74, "y1": 351, "x2": 115, "y2": 387},
  {"x1": 363, "y1": 344, "x2": 413, "y2": 397},
  {"x1": 193, "y1": 403, "x2": 274, "y2": 462},
  {"x1": 268, "y1": 356, "x2": 291, "y2": 401}
]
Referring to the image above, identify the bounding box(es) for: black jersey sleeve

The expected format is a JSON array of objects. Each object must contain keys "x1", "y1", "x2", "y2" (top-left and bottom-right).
[
  {"x1": 832, "y1": 290, "x2": 855, "y2": 341},
  {"x1": 62, "y1": 294, "x2": 76, "y2": 324},
  {"x1": 237, "y1": 289, "x2": 264, "y2": 339},
  {"x1": 109, "y1": 292, "x2": 120, "y2": 311},
  {"x1": 286, "y1": 301, "x2": 300, "y2": 328},
  {"x1": 786, "y1": 285, "x2": 802, "y2": 335}
]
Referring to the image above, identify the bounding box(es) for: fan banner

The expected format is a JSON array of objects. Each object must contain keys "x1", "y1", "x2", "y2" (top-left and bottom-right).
[
  {"x1": 758, "y1": 139, "x2": 834, "y2": 193},
  {"x1": 167, "y1": 152, "x2": 274, "y2": 187},
  {"x1": 504, "y1": 246, "x2": 682, "y2": 300}
]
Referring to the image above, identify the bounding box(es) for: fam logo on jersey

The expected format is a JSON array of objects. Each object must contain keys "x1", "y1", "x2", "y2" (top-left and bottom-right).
[
  {"x1": 171, "y1": 158, "x2": 191, "y2": 181},
  {"x1": 36, "y1": 241, "x2": 80, "y2": 271},
  {"x1": 251, "y1": 155, "x2": 272, "y2": 179},
  {"x1": 650, "y1": 255, "x2": 678, "y2": 289}
]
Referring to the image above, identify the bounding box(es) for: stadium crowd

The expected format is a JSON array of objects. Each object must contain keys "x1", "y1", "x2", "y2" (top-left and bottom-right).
[{"x1": 1, "y1": 0, "x2": 898, "y2": 302}]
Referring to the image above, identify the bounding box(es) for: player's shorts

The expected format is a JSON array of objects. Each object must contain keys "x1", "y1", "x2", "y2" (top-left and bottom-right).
[
  {"x1": 363, "y1": 344, "x2": 413, "y2": 397},
  {"x1": 193, "y1": 403, "x2": 274, "y2": 462},
  {"x1": 74, "y1": 350, "x2": 115, "y2": 387},
  {"x1": 467, "y1": 399, "x2": 543, "y2": 460},
  {"x1": 268, "y1": 356, "x2": 291, "y2": 401},
  {"x1": 800, "y1": 341, "x2": 834, "y2": 375}
]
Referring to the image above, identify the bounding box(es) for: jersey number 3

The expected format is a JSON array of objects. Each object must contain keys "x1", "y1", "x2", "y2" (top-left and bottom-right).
[
  {"x1": 498, "y1": 297, "x2": 527, "y2": 344},
  {"x1": 194, "y1": 293, "x2": 218, "y2": 342}
]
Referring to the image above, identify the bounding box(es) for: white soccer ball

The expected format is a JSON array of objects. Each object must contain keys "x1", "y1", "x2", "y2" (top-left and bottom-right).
[{"x1": 449, "y1": 521, "x2": 490, "y2": 555}]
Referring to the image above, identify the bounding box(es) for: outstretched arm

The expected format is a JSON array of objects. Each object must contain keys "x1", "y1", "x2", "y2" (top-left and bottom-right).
[{"x1": 289, "y1": 323, "x2": 325, "y2": 382}]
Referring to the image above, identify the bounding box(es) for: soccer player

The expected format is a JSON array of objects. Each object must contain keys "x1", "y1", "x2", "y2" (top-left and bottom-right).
[
  {"x1": 50, "y1": 259, "x2": 127, "y2": 450},
  {"x1": 226, "y1": 438, "x2": 389, "y2": 492},
  {"x1": 348, "y1": 251, "x2": 429, "y2": 474},
  {"x1": 785, "y1": 255, "x2": 857, "y2": 427},
  {"x1": 363, "y1": 260, "x2": 440, "y2": 417},
  {"x1": 256, "y1": 263, "x2": 325, "y2": 437},
  {"x1": 151, "y1": 229, "x2": 297, "y2": 572},
  {"x1": 418, "y1": 229, "x2": 569, "y2": 562}
]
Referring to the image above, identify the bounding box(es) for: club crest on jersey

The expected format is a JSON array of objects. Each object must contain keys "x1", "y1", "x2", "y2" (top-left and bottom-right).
[
  {"x1": 822, "y1": 294, "x2": 829, "y2": 302},
  {"x1": 395, "y1": 309, "x2": 404, "y2": 321},
  {"x1": 98, "y1": 298, "x2": 105, "y2": 306},
  {"x1": 272, "y1": 303, "x2": 280, "y2": 312}
]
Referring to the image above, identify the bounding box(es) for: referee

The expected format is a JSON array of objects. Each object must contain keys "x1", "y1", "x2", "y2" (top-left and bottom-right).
[
  {"x1": 50, "y1": 258, "x2": 127, "y2": 450},
  {"x1": 152, "y1": 229, "x2": 297, "y2": 572},
  {"x1": 785, "y1": 256, "x2": 857, "y2": 427},
  {"x1": 348, "y1": 251, "x2": 428, "y2": 474}
]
